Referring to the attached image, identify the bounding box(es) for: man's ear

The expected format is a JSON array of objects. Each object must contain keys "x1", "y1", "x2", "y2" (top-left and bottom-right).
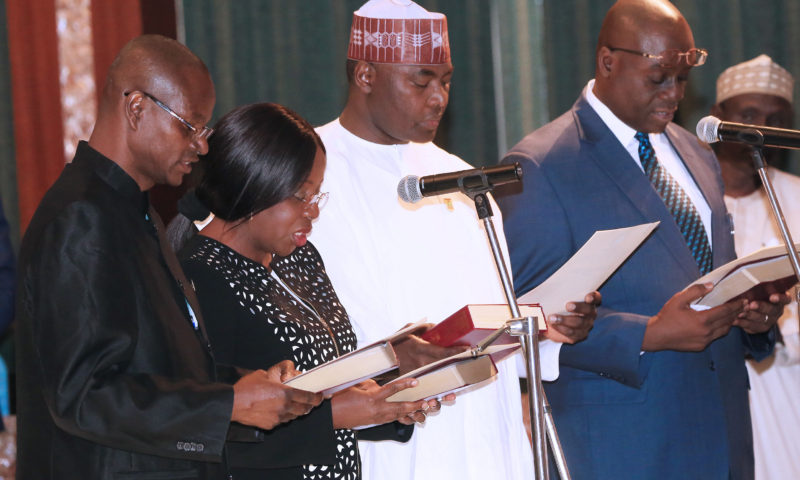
[
  {"x1": 124, "y1": 91, "x2": 145, "y2": 131},
  {"x1": 353, "y1": 61, "x2": 376, "y2": 93},
  {"x1": 596, "y1": 46, "x2": 614, "y2": 78}
]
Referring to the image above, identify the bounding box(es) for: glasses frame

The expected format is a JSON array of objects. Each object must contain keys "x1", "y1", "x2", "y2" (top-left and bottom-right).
[
  {"x1": 124, "y1": 91, "x2": 214, "y2": 140},
  {"x1": 607, "y1": 46, "x2": 708, "y2": 68},
  {"x1": 293, "y1": 191, "x2": 329, "y2": 211}
]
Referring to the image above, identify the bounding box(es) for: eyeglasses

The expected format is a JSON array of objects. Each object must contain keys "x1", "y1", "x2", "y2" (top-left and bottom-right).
[
  {"x1": 124, "y1": 91, "x2": 214, "y2": 141},
  {"x1": 293, "y1": 191, "x2": 329, "y2": 210},
  {"x1": 607, "y1": 46, "x2": 708, "y2": 68}
]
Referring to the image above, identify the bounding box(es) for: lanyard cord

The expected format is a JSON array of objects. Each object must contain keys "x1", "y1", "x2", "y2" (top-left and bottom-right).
[{"x1": 269, "y1": 269, "x2": 340, "y2": 357}]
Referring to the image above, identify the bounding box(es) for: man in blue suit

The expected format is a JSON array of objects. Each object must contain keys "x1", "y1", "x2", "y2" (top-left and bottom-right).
[{"x1": 496, "y1": 1, "x2": 788, "y2": 479}]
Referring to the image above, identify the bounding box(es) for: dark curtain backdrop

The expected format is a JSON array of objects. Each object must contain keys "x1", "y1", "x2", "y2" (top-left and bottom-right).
[
  {"x1": 1, "y1": 1, "x2": 800, "y2": 245},
  {"x1": 182, "y1": 0, "x2": 800, "y2": 174},
  {"x1": 0, "y1": 0, "x2": 18, "y2": 251},
  {"x1": 540, "y1": 0, "x2": 800, "y2": 172},
  {"x1": 181, "y1": 0, "x2": 499, "y2": 167}
]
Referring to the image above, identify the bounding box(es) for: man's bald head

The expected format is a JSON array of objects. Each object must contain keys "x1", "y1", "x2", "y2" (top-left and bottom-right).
[
  {"x1": 90, "y1": 34, "x2": 215, "y2": 191},
  {"x1": 593, "y1": 0, "x2": 697, "y2": 133},
  {"x1": 100, "y1": 35, "x2": 210, "y2": 114},
  {"x1": 597, "y1": 0, "x2": 685, "y2": 55}
]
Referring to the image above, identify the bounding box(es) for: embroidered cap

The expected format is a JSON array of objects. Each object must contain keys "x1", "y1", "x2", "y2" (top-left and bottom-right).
[
  {"x1": 716, "y1": 54, "x2": 794, "y2": 105},
  {"x1": 347, "y1": 0, "x2": 450, "y2": 65}
]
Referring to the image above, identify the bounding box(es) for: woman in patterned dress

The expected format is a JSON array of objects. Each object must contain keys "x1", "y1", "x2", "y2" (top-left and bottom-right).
[{"x1": 169, "y1": 103, "x2": 433, "y2": 480}]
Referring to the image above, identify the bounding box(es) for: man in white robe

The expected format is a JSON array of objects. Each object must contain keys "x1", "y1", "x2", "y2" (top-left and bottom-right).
[
  {"x1": 711, "y1": 54, "x2": 800, "y2": 480},
  {"x1": 311, "y1": 1, "x2": 599, "y2": 479}
]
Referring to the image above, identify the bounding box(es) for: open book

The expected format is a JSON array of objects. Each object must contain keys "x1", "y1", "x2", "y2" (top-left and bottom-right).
[
  {"x1": 386, "y1": 344, "x2": 518, "y2": 402},
  {"x1": 691, "y1": 243, "x2": 800, "y2": 308},
  {"x1": 421, "y1": 304, "x2": 544, "y2": 349},
  {"x1": 284, "y1": 322, "x2": 424, "y2": 395},
  {"x1": 518, "y1": 222, "x2": 658, "y2": 342}
]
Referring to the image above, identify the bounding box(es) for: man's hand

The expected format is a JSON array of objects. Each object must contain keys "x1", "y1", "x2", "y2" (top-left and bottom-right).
[
  {"x1": 642, "y1": 283, "x2": 745, "y2": 352},
  {"x1": 733, "y1": 292, "x2": 791, "y2": 334},
  {"x1": 391, "y1": 330, "x2": 469, "y2": 375},
  {"x1": 231, "y1": 360, "x2": 323, "y2": 430},
  {"x1": 544, "y1": 291, "x2": 602, "y2": 344}
]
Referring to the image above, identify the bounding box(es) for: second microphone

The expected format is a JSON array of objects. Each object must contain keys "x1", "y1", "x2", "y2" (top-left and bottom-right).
[{"x1": 397, "y1": 163, "x2": 522, "y2": 204}]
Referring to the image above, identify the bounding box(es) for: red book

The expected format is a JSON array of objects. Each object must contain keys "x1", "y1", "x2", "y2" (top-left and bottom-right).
[{"x1": 421, "y1": 304, "x2": 545, "y2": 348}]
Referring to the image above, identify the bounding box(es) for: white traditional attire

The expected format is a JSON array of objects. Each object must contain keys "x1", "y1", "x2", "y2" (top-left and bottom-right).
[
  {"x1": 311, "y1": 2, "x2": 558, "y2": 477},
  {"x1": 716, "y1": 54, "x2": 800, "y2": 480},
  {"x1": 312, "y1": 119, "x2": 560, "y2": 480},
  {"x1": 725, "y1": 168, "x2": 800, "y2": 480}
]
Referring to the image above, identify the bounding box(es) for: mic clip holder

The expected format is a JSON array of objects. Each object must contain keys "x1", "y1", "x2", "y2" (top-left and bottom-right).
[
  {"x1": 459, "y1": 172, "x2": 496, "y2": 220},
  {"x1": 459, "y1": 170, "x2": 493, "y2": 197},
  {"x1": 736, "y1": 128, "x2": 766, "y2": 147},
  {"x1": 470, "y1": 316, "x2": 538, "y2": 357}
]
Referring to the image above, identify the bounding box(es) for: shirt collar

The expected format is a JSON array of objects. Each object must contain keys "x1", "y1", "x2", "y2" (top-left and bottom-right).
[
  {"x1": 584, "y1": 79, "x2": 673, "y2": 152},
  {"x1": 73, "y1": 140, "x2": 150, "y2": 216},
  {"x1": 584, "y1": 79, "x2": 641, "y2": 149},
  {"x1": 334, "y1": 118, "x2": 414, "y2": 151}
]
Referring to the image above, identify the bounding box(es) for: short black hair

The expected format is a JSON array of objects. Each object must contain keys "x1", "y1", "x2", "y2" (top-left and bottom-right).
[
  {"x1": 197, "y1": 102, "x2": 323, "y2": 222},
  {"x1": 168, "y1": 103, "x2": 323, "y2": 251}
]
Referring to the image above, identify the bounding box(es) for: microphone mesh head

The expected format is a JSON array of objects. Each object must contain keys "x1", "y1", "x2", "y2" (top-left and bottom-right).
[
  {"x1": 696, "y1": 115, "x2": 722, "y2": 143},
  {"x1": 397, "y1": 175, "x2": 422, "y2": 203}
]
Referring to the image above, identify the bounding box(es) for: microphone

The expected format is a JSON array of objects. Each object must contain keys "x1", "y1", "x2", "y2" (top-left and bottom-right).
[
  {"x1": 696, "y1": 115, "x2": 800, "y2": 150},
  {"x1": 397, "y1": 163, "x2": 522, "y2": 204}
]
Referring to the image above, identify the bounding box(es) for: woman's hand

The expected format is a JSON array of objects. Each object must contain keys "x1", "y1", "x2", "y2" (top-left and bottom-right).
[
  {"x1": 392, "y1": 331, "x2": 470, "y2": 375},
  {"x1": 331, "y1": 378, "x2": 439, "y2": 429}
]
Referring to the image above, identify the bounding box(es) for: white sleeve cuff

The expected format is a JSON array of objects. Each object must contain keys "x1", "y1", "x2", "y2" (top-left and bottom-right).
[{"x1": 515, "y1": 338, "x2": 562, "y2": 381}]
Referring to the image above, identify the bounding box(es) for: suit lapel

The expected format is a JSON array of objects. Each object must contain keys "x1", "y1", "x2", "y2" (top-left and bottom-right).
[
  {"x1": 573, "y1": 97, "x2": 701, "y2": 279},
  {"x1": 148, "y1": 206, "x2": 213, "y2": 350}
]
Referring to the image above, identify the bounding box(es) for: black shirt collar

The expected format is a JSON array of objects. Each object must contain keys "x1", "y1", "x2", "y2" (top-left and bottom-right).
[{"x1": 73, "y1": 140, "x2": 150, "y2": 216}]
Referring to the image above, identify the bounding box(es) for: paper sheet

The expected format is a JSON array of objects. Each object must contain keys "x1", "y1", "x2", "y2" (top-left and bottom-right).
[{"x1": 518, "y1": 222, "x2": 659, "y2": 317}]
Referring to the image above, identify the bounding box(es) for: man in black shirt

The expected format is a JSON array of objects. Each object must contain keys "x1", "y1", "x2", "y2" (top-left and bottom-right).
[{"x1": 15, "y1": 35, "x2": 322, "y2": 479}]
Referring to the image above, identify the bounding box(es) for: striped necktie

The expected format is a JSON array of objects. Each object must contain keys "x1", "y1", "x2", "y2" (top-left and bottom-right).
[{"x1": 635, "y1": 131, "x2": 713, "y2": 274}]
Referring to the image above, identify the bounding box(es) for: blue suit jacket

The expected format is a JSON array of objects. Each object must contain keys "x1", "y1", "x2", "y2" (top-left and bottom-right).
[{"x1": 496, "y1": 94, "x2": 773, "y2": 480}]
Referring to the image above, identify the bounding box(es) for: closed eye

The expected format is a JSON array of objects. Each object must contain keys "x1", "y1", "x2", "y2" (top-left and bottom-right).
[{"x1": 649, "y1": 74, "x2": 667, "y2": 85}]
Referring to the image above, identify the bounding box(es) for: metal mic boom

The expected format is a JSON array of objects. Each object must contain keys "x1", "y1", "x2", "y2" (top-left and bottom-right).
[{"x1": 696, "y1": 115, "x2": 800, "y2": 149}]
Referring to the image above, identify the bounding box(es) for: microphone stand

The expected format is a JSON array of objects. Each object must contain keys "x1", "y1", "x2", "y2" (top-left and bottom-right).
[
  {"x1": 465, "y1": 189, "x2": 570, "y2": 480},
  {"x1": 748, "y1": 147, "x2": 800, "y2": 315}
]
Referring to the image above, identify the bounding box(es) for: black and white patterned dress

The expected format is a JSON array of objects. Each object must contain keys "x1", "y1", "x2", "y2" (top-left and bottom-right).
[{"x1": 179, "y1": 235, "x2": 359, "y2": 480}]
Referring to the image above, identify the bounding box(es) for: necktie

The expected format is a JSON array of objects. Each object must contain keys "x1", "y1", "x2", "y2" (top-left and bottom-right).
[{"x1": 635, "y1": 132, "x2": 713, "y2": 274}]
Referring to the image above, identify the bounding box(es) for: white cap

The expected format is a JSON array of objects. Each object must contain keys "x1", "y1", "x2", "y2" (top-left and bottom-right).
[
  {"x1": 716, "y1": 54, "x2": 794, "y2": 105},
  {"x1": 356, "y1": 0, "x2": 442, "y2": 19}
]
